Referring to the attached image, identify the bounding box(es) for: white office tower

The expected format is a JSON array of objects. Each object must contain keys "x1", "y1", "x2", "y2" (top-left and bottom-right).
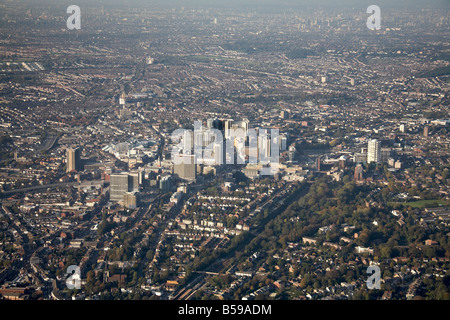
[
  {"x1": 213, "y1": 142, "x2": 224, "y2": 166},
  {"x1": 194, "y1": 122, "x2": 205, "y2": 149},
  {"x1": 234, "y1": 134, "x2": 246, "y2": 164},
  {"x1": 258, "y1": 129, "x2": 271, "y2": 160},
  {"x1": 183, "y1": 130, "x2": 193, "y2": 155},
  {"x1": 367, "y1": 139, "x2": 381, "y2": 164},
  {"x1": 223, "y1": 119, "x2": 233, "y2": 139},
  {"x1": 225, "y1": 126, "x2": 246, "y2": 165},
  {"x1": 119, "y1": 93, "x2": 126, "y2": 105},
  {"x1": 240, "y1": 118, "x2": 249, "y2": 134},
  {"x1": 206, "y1": 118, "x2": 214, "y2": 129}
]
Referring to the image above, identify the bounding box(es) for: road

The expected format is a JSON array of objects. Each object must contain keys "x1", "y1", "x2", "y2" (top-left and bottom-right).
[
  {"x1": 0, "y1": 179, "x2": 104, "y2": 197},
  {"x1": 35, "y1": 135, "x2": 58, "y2": 154}
]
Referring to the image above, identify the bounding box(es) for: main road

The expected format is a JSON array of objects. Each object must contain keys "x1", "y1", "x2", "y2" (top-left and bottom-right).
[{"x1": 0, "y1": 179, "x2": 105, "y2": 198}]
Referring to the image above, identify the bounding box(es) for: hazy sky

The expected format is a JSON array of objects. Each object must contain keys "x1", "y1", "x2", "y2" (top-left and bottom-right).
[
  {"x1": 20, "y1": 0, "x2": 450, "y2": 10},
  {"x1": 148, "y1": 0, "x2": 450, "y2": 8}
]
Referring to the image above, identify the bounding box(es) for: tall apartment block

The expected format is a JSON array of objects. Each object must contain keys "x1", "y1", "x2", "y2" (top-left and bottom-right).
[
  {"x1": 367, "y1": 139, "x2": 381, "y2": 164},
  {"x1": 66, "y1": 147, "x2": 82, "y2": 172}
]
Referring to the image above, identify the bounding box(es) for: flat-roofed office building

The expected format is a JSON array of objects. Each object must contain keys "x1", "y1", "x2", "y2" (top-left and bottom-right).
[
  {"x1": 173, "y1": 154, "x2": 196, "y2": 181},
  {"x1": 110, "y1": 173, "x2": 130, "y2": 202}
]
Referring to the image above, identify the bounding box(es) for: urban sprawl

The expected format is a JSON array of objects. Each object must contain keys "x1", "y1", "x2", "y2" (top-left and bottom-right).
[{"x1": 0, "y1": 1, "x2": 449, "y2": 301}]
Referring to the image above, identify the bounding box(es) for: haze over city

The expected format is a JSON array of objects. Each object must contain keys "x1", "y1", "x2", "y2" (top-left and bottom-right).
[{"x1": 0, "y1": 0, "x2": 448, "y2": 306}]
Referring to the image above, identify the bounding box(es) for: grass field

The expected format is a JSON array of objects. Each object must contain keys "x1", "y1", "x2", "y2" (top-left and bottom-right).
[{"x1": 389, "y1": 199, "x2": 450, "y2": 209}]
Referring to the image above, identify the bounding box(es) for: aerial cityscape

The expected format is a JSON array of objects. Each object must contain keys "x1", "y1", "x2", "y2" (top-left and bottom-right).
[{"x1": 0, "y1": 0, "x2": 449, "y2": 303}]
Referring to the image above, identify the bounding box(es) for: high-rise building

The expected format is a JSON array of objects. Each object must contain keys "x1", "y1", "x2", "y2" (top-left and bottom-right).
[
  {"x1": 280, "y1": 134, "x2": 287, "y2": 151},
  {"x1": 128, "y1": 173, "x2": 140, "y2": 192},
  {"x1": 213, "y1": 142, "x2": 225, "y2": 166},
  {"x1": 240, "y1": 118, "x2": 249, "y2": 134},
  {"x1": 183, "y1": 130, "x2": 193, "y2": 155},
  {"x1": 137, "y1": 170, "x2": 145, "y2": 185},
  {"x1": 207, "y1": 118, "x2": 223, "y2": 131},
  {"x1": 173, "y1": 154, "x2": 196, "y2": 181},
  {"x1": 367, "y1": 139, "x2": 381, "y2": 164},
  {"x1": 66, "y1": 147, "x2": 82, "y2": 172},
  {"x1": 354, "y1": 164, "x2": 364, "y2": 182},
  {"x1": 123, "y1": 192, "x2": 139, "y2": 209},
  {"x1": 110, "y1": 173, "x2": 141, "y2": 202},
  {"x1": 288, "y1": 145, "x2": 296, "y2": 162},
  {"x1": 380, "y1": 147, "x2": 392, "y2": 163},
  {"x1": 423, "y1": 126, "x2": 429, "y2": 137},
  {"x1": 223, "y1": 119, "x2": 233, "y2": 138},
  {"x1": 119, "y1": 93, "x2": 126, "y2": 105},
  {"x1": 159, "y1": 175, "x2": 172, "y2": 193},
  {"x1": 206, "y1": 118, "x2": 214, "y2": 129},
  {"x1": 110, "y1": 173, "x2": 130, "y2": 201},
  {"x1": 258, "y1": 130, "x2": 271, "y2": 160},
  {"x1": 280, "y1": 110, "x2": 290, "y2": 120}
]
